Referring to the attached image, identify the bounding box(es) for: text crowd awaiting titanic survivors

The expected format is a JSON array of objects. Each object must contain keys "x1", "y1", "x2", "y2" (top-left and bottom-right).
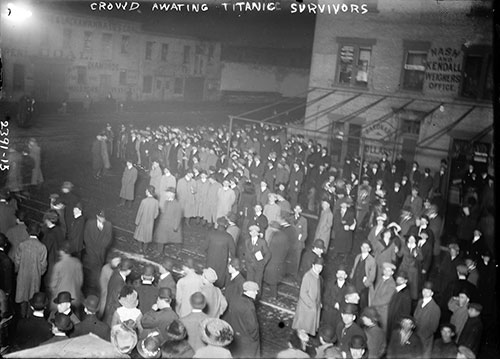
[{"x1": 90, "y1": 1, "x2": 370, "y2": 14}]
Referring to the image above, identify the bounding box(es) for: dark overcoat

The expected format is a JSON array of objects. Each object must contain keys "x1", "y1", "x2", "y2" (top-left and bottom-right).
[
  {"x1": 226, "y1": 294, "x2": 260, "y2": 358},
  {"x1": 154, "y1": 199, "x2": 183, "y2": 244},
  {"x1": 331, "y1": 207, "x2": 355, "y2": 254},
  {"x1": 386, "y1": 286, "x2": 412, "y2": 340},
  {"x1": 204, "y1": 228, "x2": 236, "y2": 288},
  {"x1": 263, "y1": 229, "x2": 289, "y2": 285},
  {"x1": 103, "y1": 270, "x2": 126, "y2": 326}
]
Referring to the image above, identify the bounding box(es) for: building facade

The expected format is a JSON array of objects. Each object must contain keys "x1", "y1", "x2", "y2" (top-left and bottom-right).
[
  {"x1": 0, "y1": 9, "x2": 221, "y2": 103},
  {"x1": 304, "y1": 0, "x2": 493, "y2": 186}
]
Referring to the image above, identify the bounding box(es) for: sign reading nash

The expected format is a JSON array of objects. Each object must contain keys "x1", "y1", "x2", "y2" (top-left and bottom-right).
[{"x1": 425, "y1": 47, "x2": 462, "y2": 93}]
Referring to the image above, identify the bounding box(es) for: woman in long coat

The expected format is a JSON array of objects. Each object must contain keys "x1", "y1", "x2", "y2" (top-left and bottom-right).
[
  {"x1": 154, "y1": 189, "x2": 183, "y2": 253},
  {"x1": 397, "y1": 234, "x2": 423, "y2": 301},
  {"x1": 134, "y1": 186, "x2": 159, "y2": 253},
  {"x1": 119, "y1": 161, "x2": 138, "y2": 205},
  {"x1": 292, "y1": 258, "x2": 323, "y2": 336},
  {"x1": 158, "y1": 168, "x2": 177, "y2": 211},
  {"x1": 176, "y1": 173, "x2": 197, "y2": 222},
  {"x1": 28, "y1": 138, "x2": 44, "y2": 187}
]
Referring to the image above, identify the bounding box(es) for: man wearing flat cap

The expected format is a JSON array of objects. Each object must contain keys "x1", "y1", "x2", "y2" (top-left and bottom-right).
[
  {"x1": 245, "y1": 225, "x2": 270, "y2": 293},
  {"x1": 82, "y1": 209, "x2": 112, "y2": 296},
  {"x1": 225, "y1": 281, "x2": 261, "y2": 358},
  {"x1": 448, "y1": 287, "x2": 471, "y2": 339},
  {"x1": 414, "y1": 281, "x2": 441, "y2": 359},
  {"x1": 204, "y1": 217, "x2": 236, "y2": 289},
  {"x1": 72, "y1": 295, "x2": 110, "y2": 341},
  {"x1": 369, "y1": 262, "x2": 396, "y2": 332},
  {"x1": 200, "y1": 267, "x2": 228, "y2": 318}
]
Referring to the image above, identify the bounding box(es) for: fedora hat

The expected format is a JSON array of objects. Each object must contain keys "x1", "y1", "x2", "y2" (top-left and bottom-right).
[
  {"x1": 29, "y1": 292, "x2": 48, "y2": 310},
  {"x1": 200, "y1": 318, "x2": 234, "y2": 347},
  {"x1": 83, "y1": 295, "x2": 100, "y2": 313},
  {"x1": 53, "y1": 291, "x2": 74, "y2": 304}
]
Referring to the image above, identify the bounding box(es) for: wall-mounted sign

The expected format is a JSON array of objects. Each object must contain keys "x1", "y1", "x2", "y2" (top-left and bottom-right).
[{"x1": 425, "y1": 47, "x2": 462, "y2": 94}]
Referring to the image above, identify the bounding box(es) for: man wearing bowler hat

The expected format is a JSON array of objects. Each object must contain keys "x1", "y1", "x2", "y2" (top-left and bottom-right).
[
  {"x1": 332, "y1": 197, "x2": 356, "y2": 256},
  {"x1": 13, "y1": 292, "x2": 52, "y2": 349},
  {"x1": 386, "y1": 270, "x2": 412, "y2": 340},
  {"x1": 49, "y1": 291, "x2": 81, "y2": 326},
  {"x1": 298, "y1": 239, "x2": 325, "y2": 282},
  {"x1": 336, "y1": 303, "x2": 366, "y2": 354},
  {"x1": 414, "y1": 281, "x2": 441, "y2": 359},
  {"x1": 142, "y1": 287, "x2": 179, "y2": 339},
  {"x1": 42, "y1": 312, "x2": 74, "y2": 345},
  {"x1": 72, "y1": 295, "x2": 110, "y2": 341}
]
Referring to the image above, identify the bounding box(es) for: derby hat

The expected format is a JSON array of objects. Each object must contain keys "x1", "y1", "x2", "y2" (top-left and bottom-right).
[
  {"x1": 158, "y1": 287, "x2": 172, "y2": 301},
  {"x1": 165, "y1": 320, "x2": 187, "y2": 341},
  {"x1": 83, "y1": 295, "x2": 100, "y2": 313},
  {"x1": 341, "y1": 303, "x2": 358, "y2": 315},
  {"x1": 52, "y1": 312, "x2": 74, "y2": 332},
  {"x1": 53, "y1": 291, "x2": 74, "y2": 304},
  {"x1": 349, "y1": 335, "x2": 366, "y2": 349},
  {"x1": 313, "y1": 239, "x2": 326, "y2": 250},
  {"x1": 200, "y1": 318, "x2": 234, "y2": 347},
  {"x1": 29, "y1": 292, "x2": 48, "y2": 310}
]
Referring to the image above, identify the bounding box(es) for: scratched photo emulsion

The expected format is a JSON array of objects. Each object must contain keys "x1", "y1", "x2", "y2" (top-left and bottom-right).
[{"x1": 0, "y1": 0, "x2": 496, "y2": 358}]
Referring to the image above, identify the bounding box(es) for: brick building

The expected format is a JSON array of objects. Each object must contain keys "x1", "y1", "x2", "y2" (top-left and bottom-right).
[
  {"x1": 0, "y1": 9, "x2": 221, "y2": 103},
  {"x1": 303, "y1": 0, "x2": 493, "y2": 193}
]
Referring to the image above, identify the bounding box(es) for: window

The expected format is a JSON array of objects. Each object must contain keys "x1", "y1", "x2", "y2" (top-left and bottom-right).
[
  {"x1": 174, "y1": 78, "x2": 184, "y2": 94},
  {"x1": 161, "y1": 44, "x2": 169, "y2": 61},
  {"x1": 461, "y1": 46, "x2": 492, "y2": 100},
  {"x1": 336, "y1": 38, "x2": 376, "y2": 87},
  {"x1": 121, "y1": 35, "x2": 130, "y2": 54},
  {"x1": 76, "y1": 66, "x2": 87, "y2": 85},
  {"x1": 347, "y1": 124, "x2": 362, "y2": 157},
  {"x1": 401, "y1": 41, "x2": 430, "y2": 91},
  {"x1": 145, "y1": 41, "x2": 154, "y2": 60},
  {"x1": 101, "y1": 33, "x2": 112, "y2": 60},
  {"x1": 119, "y1": 71, "x2": 127, "y2": 86},
  {"x1": 83, "y1": 31, "x2": 92, "y2": 52},
  {"x1": 183, "y1": 46, "x2": 191, "y2": 64},
  {"x1": 62, "y1": 28, "x2": 72, "y2": 49},
  {"x1": 143, "y1": 75, "x2": 153, "y2": 93},
  {"x1": 13, "y1": 64, "x2": 25, "y2": 91}
]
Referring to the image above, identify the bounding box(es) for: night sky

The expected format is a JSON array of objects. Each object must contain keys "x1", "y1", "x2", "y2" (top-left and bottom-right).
[{"x1": 34, "y1": 0, "x2": 317, "y2": 49}]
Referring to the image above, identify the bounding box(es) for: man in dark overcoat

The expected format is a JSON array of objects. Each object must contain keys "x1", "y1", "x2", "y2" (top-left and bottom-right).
[
  {"x1": 13, "y1": 292, "x2": 52, "y2": 350},
  {"x1": 103, "y1": 258, "x2": 132, "y2": 325},
  {"x1": 263, "y1": 221, "x2": 289, "y2": 298},
  {"x1": 298, "y1": 239, "x2": 325, "y2": 281},
  {"x1": 331, "y1": 197, "x2": 356, "y2": 255},
  {"x1": 414, "y1": 281, "x2": 441, "y2": 359},
  {"x1": 222, "y1": 258, "x2": 246, "y2": 317},
  {"x1": 321, "y1": 265, "x2": 349, "y2": 331},
  {"x1": 226, "y1": 281, "x2": 261, "y2": 358},
  {"x1": 67, "y1": 203, "x2": 85, "y2": 260},
  {"x1": 82, "y1": 210, "x2": 112, "y2": 296},
  {"x1": 72, "y1": 294, "x2": 110, "y2": 341},
  {"x1": 386, "y1": 181, "x2": 405, "y2": 222},
  {"x1": 386, "y1": 270, "x2": 412, "y2": 341},
  {"x1": 204, "y1": 217, "x2": 236, "y2": 289},
  {"x1": 60, "y1": 181, "x2": 81, "y2": 236},
  {"x1": 0, "y1": 234, "x2": 14, "y2": 297},
  {"x1": 41, "y1": 210, "x2": 66, "y2": 291}
]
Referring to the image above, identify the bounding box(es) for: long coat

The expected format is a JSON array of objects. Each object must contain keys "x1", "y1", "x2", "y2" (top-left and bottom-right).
[
  {"x1": 175, "y1": 271, "x2": 204, "y2": 318},
  {"x1": 314, "y1": 208, "x2": 333, "y2": 250},
  {"x1": 264, "y1": 228, "x2": 289, "y2": 286},
  {"x1": 49, "y1": 255, "x2": 84, "y2": 309},
  {"x1": 372, "y1": 238, "x2": 397, "y2": 283},
  {"x1": 196, "y1": 179, "x2": 211, "y2": 220},
  {"x1": 154, "y1": 199, "x2": 183, "y2": 244},
  {"x1": 103, "y1": 270, "x2": 126, "y2": 325},
  {"x1": 216, "y1": 187, "x2": 236, "y2": 220},
  {"x1": 286, "y1": 216, "x2": 307, "y2": 278},
  {"x1": 207, "y1": 181, "x2": 222, "y2": 223},
  {"x1": 177, "y1": 177, "x2": 198, "y2": 218},
  {"x1": 119, "y1": 165, "x2": 138, "y2": 200},
  {"x1": 204, "y1": 228, "x2": 236, "y2": 288},
  {"x1": 200, "y1": 282, "x2": 228, "y2": 318},
  {"x1": 158, "y1": 174, "x2": 177, "y2": 211},
  {"x1": 29, "y1": 143, "x2": 44, "y2": 185},
  {"x1": 6, "y1": 223, "x2": 29, "y2": 262},
  {"x1": 369, "y1": 276, "x2": 396, "y2": 331},
  {"x1": 41, "y1": 225, "x2": 66, "y2": 289},
  {"x1": 398, "y1": 245, "x2": 423, "y2": 300},
  {"x1": 149, "y1": 167, "x2": 162, "y2": 194},
  {"x1": 0, "y1": 202, "x2": 16, "y2": 236},
  {"x1": 386, "y1": 285, "x2": 412, "y2": 340},
  {"x1": 180, "y1": 310, "x2": 209, "y2": 352},
  {"x1": 321, "y1": 280, "x2": 348, "y2": 330},
  {"x1": 414, "y1": 298, "x2": 441, "y2": 357},
  {"x1": 82, "y1": 219, "x2": 112, "y2": 296},
  {"x1": 134, "y1": 197, "x2": 159, "y2": 243},
  {"x1": 292, "y1": 268, "x2": 322, "y2": 335},
  {"x1": 67, "y1": 215, "x2": 85, "y2": 256},
  {"x1": 226, "y1": 294, "x2": 260, "y2": 358},
  {"x1": 332, "y1": 207, "x2": 356, "y2": 254},
  {"x1": 14, "y1": 237, "x2": 47, "y2": 303}
]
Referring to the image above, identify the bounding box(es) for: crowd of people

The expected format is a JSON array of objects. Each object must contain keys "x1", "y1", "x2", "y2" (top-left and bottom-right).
[{"x1": 0, "y1": 119, "x2": 496, "y2": 358}]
